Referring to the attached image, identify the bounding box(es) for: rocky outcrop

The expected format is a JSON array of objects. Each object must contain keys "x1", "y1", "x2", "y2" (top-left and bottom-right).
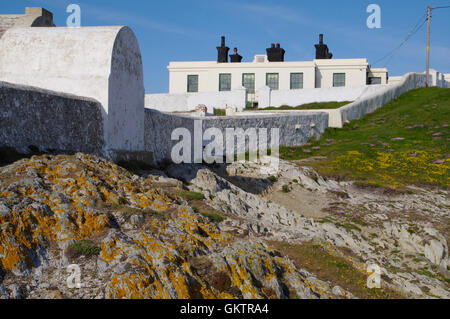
[
  {"x1": 0, "y1": 154, "x2": 448, "y2": 299},
  {"x1": 0, "y1": 153, "x2": 348, "y2": 299},
  {"x1": 166, "y1": 158, "x2": 449, "y2": 298}
]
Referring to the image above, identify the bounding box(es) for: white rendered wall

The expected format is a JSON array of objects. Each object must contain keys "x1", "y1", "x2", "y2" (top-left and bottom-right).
[
  {"x1": 388, "y1": 76, "x2": 403, "y2": 85},
  {"x1": 168, "y1": 60, "x2": 318, "y2": 94},
  {"x1": 428, "y1": 69, "x2": 447, "y2": 87},
  {"x1": 257, "y1": 84, "x2": 390, "y2": 108},
  {"x1": 314, "y1": 59, "x2": 369, "y2": 88},
  {"x1": 145, "y1": 87, "x2": 247, "y2": 113},
  {"x1": 338, "y1": 72, "x2": 439, "y2": 128},
  {"x1": 445, "y1": 74, "x2": 450, "y2": 83},
  {"x1": 368, "y1": 68, "x2": 388, "y2": 84},
  {"x1": 0, "y1": 26, "x2": 144, "y2": 153},
  {"x1": 168, "y1": 58, "x2": 371, "y2": 94}
]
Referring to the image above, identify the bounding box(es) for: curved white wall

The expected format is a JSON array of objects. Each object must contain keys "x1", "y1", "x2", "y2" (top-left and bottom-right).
[{"x1": 0, "y1": 26, "x2": 144, "y2": 152}]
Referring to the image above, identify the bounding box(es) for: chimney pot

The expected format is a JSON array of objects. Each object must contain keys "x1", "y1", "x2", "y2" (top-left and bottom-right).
[
  {"x1": 217, "y1": 36, "x2": 229, "y2": 63},
  {"x1": 267, "y1": 42, "x2": 285, "y2": 62},
  {"x1": 315, "y1": 34, "x2": 332, "y2": 59}
]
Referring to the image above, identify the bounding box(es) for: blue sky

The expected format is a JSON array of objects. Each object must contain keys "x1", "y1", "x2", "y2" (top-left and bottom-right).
[{"x1": 2, "y1": 0, "x2": 450, "y2": 93}]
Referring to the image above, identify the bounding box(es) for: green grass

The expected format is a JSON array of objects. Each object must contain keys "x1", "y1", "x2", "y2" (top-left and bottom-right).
[
  {"x1": 281, "y1": 185, "x2": 291, "y2": 193},
  {"x1": 69, "y1": 240, "x2": 101, "y2": 257},
  {"x1": 246, "y1": 101, "x2": 352, "y2": 111},
  {"x1": 192, "y1": 206, "x2": 225, "y2": 223},
  {"x1": 200, "y1": 212, "x2": 225, "y2": 223},
  {"x1": 214, "y1": 109, "x2": 226, "y2": 116},
  {"x1": 336, "y1": 222, "x2": 362, "y2": 233},
  {"x1": 177, "y1": 190, "x2": 205, "y2": 201},
  {"x1": 269, "y1": 241, "x2": 404, "y2": 299},
  {"x1": 280, "y1": 88, "x2": 450, "y2": 188}
]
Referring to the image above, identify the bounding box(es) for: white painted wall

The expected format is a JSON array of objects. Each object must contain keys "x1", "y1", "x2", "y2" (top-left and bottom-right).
[
  {"x1": 145, "y1": 87, "x2": 247, "y2": 113},
  {"x1": 314, "y1": 59, "x2": 369, "y2": 88},
  {"x1": 257, "y1": 84, "x2": 390, "y2": 108},
  {"x1": 338, "y1": 72, "x2": 436, "y2": 128},
  {"x1": 388, "y1": 76, "x2": 403, "y2": 85},
  {"x1": 445, "y1": 74, "x2": 450, "y2": 82},
  {"x1": 168, "y1": 58, "x2": 372, "y2": 94},
  {"x1": 368, "y1": 68, "x2": 388, "y2": 84},
  {"x1": 428, "y1": 69, "x2": 448, "y2": 88},
  {"x1": 0, "y1": 26, "x2": 145, "y2": 153},
  {"x1": 168, "y1": 60, "x2": 317, "y2": 93}
]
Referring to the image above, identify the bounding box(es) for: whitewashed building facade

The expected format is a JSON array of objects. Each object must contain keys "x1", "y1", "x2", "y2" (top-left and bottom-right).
[{"x1": 167, "y1": 35, "x2": 388, "y2": 104}]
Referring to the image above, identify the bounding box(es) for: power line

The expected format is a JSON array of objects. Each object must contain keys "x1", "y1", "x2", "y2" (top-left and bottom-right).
[
  {"x1": 382, "y1": 18, "x2": 428, "y2": 67},
  {"x1": 431, "y1": 5, "x2": 450, "y2": 9},
  {"x1": 372, "y1": 13, "x2": 428, "y2": 66}
]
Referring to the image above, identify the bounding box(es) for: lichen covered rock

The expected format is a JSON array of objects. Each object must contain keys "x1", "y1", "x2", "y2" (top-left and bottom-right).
[{"x1": 0, "y1": 153, "x2": 340, "y2": 299}]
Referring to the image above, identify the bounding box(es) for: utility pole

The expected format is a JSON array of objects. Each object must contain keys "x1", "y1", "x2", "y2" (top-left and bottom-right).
[
  {"x1": 426, "y1": 5, "x2": 431, "y2": 87},
  {"x1": 425, "y1": 5, "x2": 450, "y2": 87}
]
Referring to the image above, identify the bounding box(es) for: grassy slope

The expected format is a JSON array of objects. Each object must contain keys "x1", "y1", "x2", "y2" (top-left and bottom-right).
[
  {"x1": 269, "y1": 241, "x2": 404, "y2": 299},
  {"x1": 280, "y1": 88, "x2": 450, "y2": 189},
  {"x1": 246, "y1": 101, "x2": 352, "y2": 111}
]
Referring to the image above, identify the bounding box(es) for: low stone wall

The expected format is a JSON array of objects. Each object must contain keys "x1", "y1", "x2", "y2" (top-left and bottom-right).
[
  {"x1": 145, "y1": 109, "x2": 328, "y2": 163},
  {"x1": 145, "y1": 87, "x2": 247, "y2": 113},
  {"x1": 0, "y1": 81, "x2": 105, "y2": 155},
  {"x1": 257, "y1": 84, "x2": 389, "y2": 109}
]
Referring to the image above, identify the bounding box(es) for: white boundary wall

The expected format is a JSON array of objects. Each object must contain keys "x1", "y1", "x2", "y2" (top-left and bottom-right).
[
  {"x1": 338, "y1": 72, "x2": 430, "y2": 127},
  {"x1": 255, "y1": 70, "x2": 448, "y2": 128},
  {"x1": 257, "y1": 84, "x2": 390, "y2": 109},
  {"x1": 0, "y1": 26, "x2": 145, "y2": 154},
  {"x1": 429, "y1": 69, "x2": 447, "y2": 88},
  {"x1": 145, "y1": 87, "x2": 247, "y2": 113}
]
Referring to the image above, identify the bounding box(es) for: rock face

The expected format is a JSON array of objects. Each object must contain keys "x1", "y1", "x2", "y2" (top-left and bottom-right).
[
  {"x1": 166, "y1": 158, "x2": 450, "y2": 299},
  {"x1": 0, "y1": 154, "x2": 448, "y2": 299},
  {"x1": 0, "y1": 154, "x2": 344, "y2": 299}
]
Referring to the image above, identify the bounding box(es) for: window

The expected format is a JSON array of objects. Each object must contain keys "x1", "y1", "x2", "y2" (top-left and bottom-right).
[
  {"x1": 290, "y1": 73, "x2": 304, "y2": 89},
  {"x1": 242, "y1": 73, "x2": 255, "y2": 94},
  {"x1": 369, "y1": 77, "x2": 382, "y2": 85},
  {"x1": 187, "y1": 75, "x2": 198, "y2": 92},
  {"x1": 266, "y1": 73, "x2": 279, "y2": 90},
  {"x1": 333, "y1": 73, "x2": 346, "y2": 87},
  {"x1": 219, "y1": 73, "x2": 231, "y2": 91}
]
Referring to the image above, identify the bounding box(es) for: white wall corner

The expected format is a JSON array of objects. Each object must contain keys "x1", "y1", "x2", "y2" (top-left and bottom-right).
[{"x1": 258, "y1": 86, "x2": 271, "y2": 108}]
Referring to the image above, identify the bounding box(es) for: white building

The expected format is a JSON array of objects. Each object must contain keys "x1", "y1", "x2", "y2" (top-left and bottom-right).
[{"x1": 167, "y1": 35, "x2": 388, "y2": 104}]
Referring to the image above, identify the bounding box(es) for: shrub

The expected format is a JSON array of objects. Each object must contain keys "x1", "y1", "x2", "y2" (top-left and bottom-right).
[
  {"x1": 215, "y1": 109, "x2": 226, "y2": 116},
  {"x1": 268, "y1": 176, "x2": 278, "y2": 183},
  {"x1": 68, "y1": 240, "x2": 101, "y2": 258}
]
